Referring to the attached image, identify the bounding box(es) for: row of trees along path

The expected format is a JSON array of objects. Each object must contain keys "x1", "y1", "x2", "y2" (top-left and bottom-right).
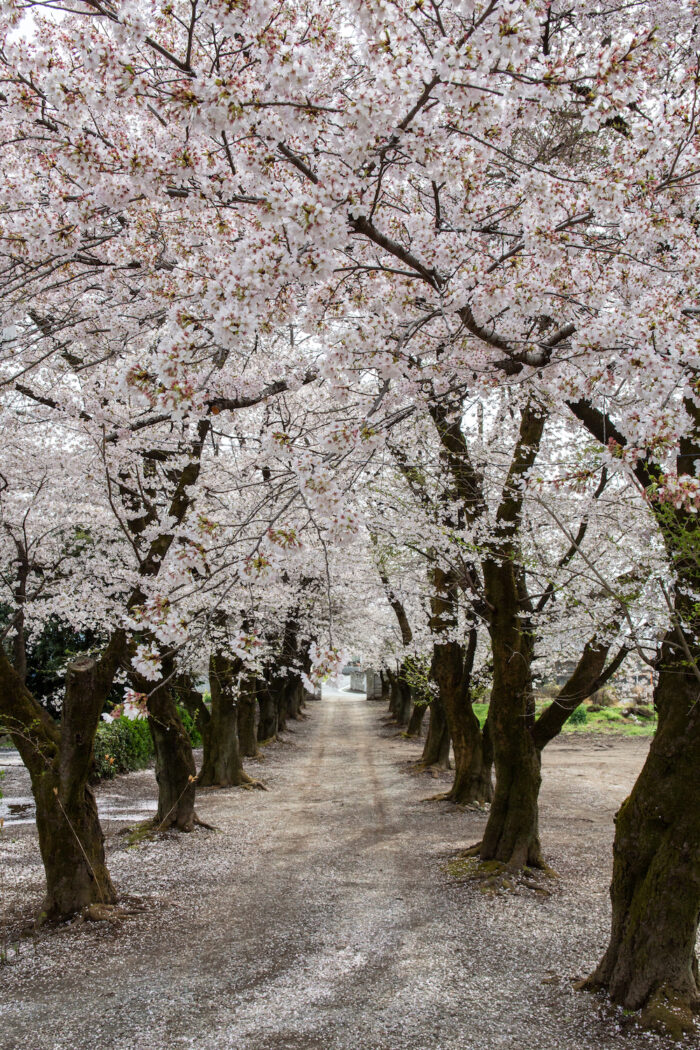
[{"x1": 0, "y1": 0, "x2": 699, "y2": 1040}]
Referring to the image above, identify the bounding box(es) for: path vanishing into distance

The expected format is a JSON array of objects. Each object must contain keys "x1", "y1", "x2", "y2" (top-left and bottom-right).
[{"x1": 1, "y1": 689, "x2": 674, "y2": 1050}]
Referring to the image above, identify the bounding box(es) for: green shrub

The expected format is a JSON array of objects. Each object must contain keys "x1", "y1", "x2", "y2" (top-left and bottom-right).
[
  {"x1": 568, "y1": 704, "x2": 588, "y2": 726},
  {"x1": 178, "y1": 705, "x2": 203, "y2": 746},
  {"x1": 93, "y1": 717, "x2": 154, "y2": 780}
]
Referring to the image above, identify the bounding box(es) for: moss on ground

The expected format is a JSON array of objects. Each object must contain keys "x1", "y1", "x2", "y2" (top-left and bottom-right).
[{"x1": 470, "y1": 701, "x2": 656, "y2": 737}]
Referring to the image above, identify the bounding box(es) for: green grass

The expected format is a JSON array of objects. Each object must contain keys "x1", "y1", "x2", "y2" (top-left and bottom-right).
[
  {"x1": 470, "y1": 700, "x2": 656, "y2": 737},
  {"x1": 561, "y1": 705, "x2": 656, "y2": 737}
]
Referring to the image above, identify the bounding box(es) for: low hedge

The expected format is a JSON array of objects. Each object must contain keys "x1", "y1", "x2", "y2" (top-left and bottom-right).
[
  {"x1": 93, "y1": 717, "x2": 154, "y2": 780},
  {"x1": 92, "y1": 707, "x2": 203, "y2": 780}
]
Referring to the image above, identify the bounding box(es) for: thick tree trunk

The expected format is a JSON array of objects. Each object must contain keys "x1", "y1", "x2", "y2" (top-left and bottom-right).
[
  {"x1": 199, "y1": 652, "x2": 247, "y2": 788},
  {"x1": 39, "y1": 657, "x2": 118, "y2": 917},
  {"x1": 395, "y1": 669, "x2": 413, "y2": 727},
  {"x1": 433, "y1": 634, "x2": 491, "y2": 805},
  {"x1": 286, "y1": 680, "x2": 303, "y2": 721},
  {"x1": 583, "y1": 637, "x2": 700, "y2": 1037},
  {"x1": 480, "y1": 561, "x2": 543, "y2": 868},
  {"x1": 237, "y1": 675, "x2": 259, "y2": 757},
  {"x1": 147, "y1": 678, "x2": 197, "y2": 830},
  {"x1": 405, "y1": 700, "x2": 427, "y2": 738},
  {"x1": 257, "y1": 683, "x2": 278, "y2": 742},
  {"x1": 421, "y1": 696, "x2": 451, "y2": 769},
  {"x1": 0, "y1": 640, "x2": 122, "y2": 920},
  {"x1": 569, "y1": 394, "x2": 700, "y2": 1036}
]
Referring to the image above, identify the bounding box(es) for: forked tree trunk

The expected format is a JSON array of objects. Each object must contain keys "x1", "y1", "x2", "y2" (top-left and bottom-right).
[
  {"x1": 433, "y1": 634, "x2": 491, "y2": 805},
  {"x1": 199, "y1": 652, "x2": 247, "y2": 788},
  {"x1": 0, "y1": 640, "x2": 122, "y2": 920},
  {"x1": 147, "y1": 677, "x2": 197, "y2": 830},
  {"x1": 421, "y1": 696, "x2": 451, "y2": 769},
  {"x1": 583, "y1": 636, "x2": 700, "y2": 1038},
  {"x1": 238, "y1": 675, "x2": 259, "y2": 757}
]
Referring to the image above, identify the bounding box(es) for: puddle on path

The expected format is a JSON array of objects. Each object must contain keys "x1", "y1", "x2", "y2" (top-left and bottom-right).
[{"x1": 0, "y1": 750, "x2": 157, "y2": 827}]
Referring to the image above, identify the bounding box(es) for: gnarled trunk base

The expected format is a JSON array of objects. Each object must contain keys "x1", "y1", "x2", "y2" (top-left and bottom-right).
[
  {"x1": 581, "y1": 651, "x2": 700, "y2": 1038},
  {"x1": 480, "y1": 733, "x2": 542, "y2": 869}
]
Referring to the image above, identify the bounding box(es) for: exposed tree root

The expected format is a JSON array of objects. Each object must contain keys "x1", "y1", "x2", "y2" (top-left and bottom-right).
[
  {"x1": 575, "y1": 978, "x2": 698, "y2": 1041},
  {"x1": 193, "y1": 815, "x2": 217, "y2": 830},
  {"x1": 444, "y1": 848, "x2": 557, "y2": 896},
  {"x1": 422, "y1": 790, "x2": 490, "y2": 809},
  {"x1": 408, "y1": 759, "x2": 451, "y2": 777},
  {"x1": 238, "y1": 771, "x2": 267, "y2": 791}
]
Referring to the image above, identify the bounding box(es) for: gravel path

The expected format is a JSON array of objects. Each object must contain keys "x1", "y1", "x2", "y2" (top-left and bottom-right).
[{"x1": 0, "y1": 691, "x2": 692, "y2": 1050}]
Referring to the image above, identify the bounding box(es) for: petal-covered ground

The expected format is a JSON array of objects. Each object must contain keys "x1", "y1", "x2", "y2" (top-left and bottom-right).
[{"x1": 0, "y1": 690, "x2": 692, "y2": 1050}]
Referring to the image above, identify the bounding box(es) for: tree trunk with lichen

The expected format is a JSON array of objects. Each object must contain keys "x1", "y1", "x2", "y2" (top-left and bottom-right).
[
  {"x1": 582, "y1": 633, "x2": 700, "y2": 1038},
  {"x1": 0, "y1": 639, "x2": 122, "y2": 920}
]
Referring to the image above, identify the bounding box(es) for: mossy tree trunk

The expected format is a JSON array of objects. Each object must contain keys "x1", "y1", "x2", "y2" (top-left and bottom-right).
[
  {"x1": 582, "y1": 636, "x2": 700, "y2": 1036},
  {"x1": 0, "y1": 635, "x2": 123, "y2": 919},
  {"x1": 199, "y1": 652, "x2": 248, "y2": 787}
]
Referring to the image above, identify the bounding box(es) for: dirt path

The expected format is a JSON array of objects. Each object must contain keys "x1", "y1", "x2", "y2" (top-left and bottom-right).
[{"x1": 0, "y1": 692, "x2": 688, "y2": 1050}]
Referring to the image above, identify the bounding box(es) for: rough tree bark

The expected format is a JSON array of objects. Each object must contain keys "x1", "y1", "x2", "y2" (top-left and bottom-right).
[
  {"x1": 146, "y1": 674, "x2": 198, "y2": 830},
  {"x1": 581, "y1": 635, "x2": 700, "y2": 1037},
  {"x1": 0, "y1": 636, "x2": 123, "y2": 920},
  {"x1": 198, "y1": 652, "x2": 248, "y2": 788},
  {"x1": 568, "y1": 396, "x2": 700, "y2": 1035},
  {"x1": 480, "y1": 560, "x2": 543, "y2": 868},
  {"x1": 429, "y1": 570, "x2": 490, "y2": 804}
]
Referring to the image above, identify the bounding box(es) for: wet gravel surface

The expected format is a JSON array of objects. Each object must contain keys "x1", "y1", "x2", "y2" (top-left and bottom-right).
[{"x1": 0, "y1": 691, "x2": 694, "y2": 1050}]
